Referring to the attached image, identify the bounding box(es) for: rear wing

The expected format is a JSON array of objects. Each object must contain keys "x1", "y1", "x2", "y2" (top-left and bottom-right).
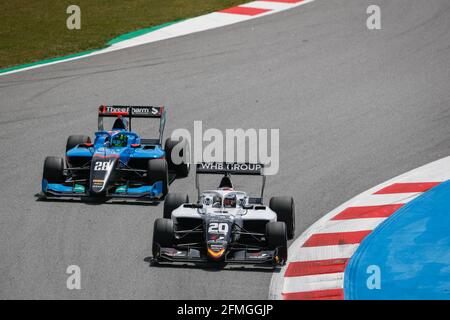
[
  {"x1": 98, "y1": 105, "x2": 166, "y2": 145},
  {"x1": 195, "y1": 162, "x2": 266, "y2": 199}
]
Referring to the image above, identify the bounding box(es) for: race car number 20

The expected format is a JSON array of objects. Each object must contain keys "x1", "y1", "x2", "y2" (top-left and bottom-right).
[{"x1": 208, "y1": 222, "x2": 228, "y2": 234}]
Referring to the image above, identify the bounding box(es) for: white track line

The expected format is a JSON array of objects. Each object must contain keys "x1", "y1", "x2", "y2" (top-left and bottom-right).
[
  {"x1": 317, "y1": 218, "x2": 386, "y2": 234},
  {"x1": 243, "y1": 1, "x2": 294, "y2": 10},
  {"x1": 289, "y1": 245, "x2": 359, "y2": 262},
  {"x1": 350, "y1": 193, "x2": 421, "y2": 206},
  {"x1": 283, "y1": 273, "x2": 344, "y2": 293}
]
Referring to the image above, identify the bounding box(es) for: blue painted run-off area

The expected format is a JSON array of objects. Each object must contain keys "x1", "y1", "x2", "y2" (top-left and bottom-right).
[{"x1": 344, "y1": 180, "x2": 450, "y2": 299}]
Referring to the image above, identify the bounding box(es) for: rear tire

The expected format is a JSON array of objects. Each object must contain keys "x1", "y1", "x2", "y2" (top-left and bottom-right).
[
  {"x1": 164, "y1": 138, "x2": 190, "y2": 178},
  {"x1": 147, "y1": 159, "x2": 169, "y2": 197},
  {"x1": 152, "y1": 218, "x2": 174, "y2": 258},
  {"x1": 66, "y1": 135, "x2": 91, "y2": 152},
  {"x1": 43, "y1": 156, "x2": 65, "y2": 183},
  {"x1": 270, "y1": 196, "x2": 295, "y2": 240},
  {"x1": 266, "y1": 221, "x2": 288, "y2": 263},
  {"x1": 164, "y1": 193, "x2": 189, "y2": 219}
]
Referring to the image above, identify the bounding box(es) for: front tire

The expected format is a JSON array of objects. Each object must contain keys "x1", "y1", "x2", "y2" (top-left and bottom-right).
[
  {"x1": 270, "y1": 196, "x2": 295, "y2": 240},
  {"x1": 266, "y1": 221, "x2": 288, "y2": 264},
  {"x1": 43, "y1": 156, "x2": 65, "y2": 183},
  {"x1": 164, "y1": 138, "x2": 190, "y2": 178},
  {"x1": 152, "y1": 218, "x2": 174, "y2": 258},
  {"x1": 147, "y1": 159, "x2": 169, "y2": 197},
  {"x1": 163, "y1": 193, "x2": 189, "y2": 219}
]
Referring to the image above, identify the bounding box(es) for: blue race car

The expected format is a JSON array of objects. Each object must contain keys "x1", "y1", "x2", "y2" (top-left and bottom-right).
[{"x1": 38, "y1": 105, "x2": 189, "y2": 202}]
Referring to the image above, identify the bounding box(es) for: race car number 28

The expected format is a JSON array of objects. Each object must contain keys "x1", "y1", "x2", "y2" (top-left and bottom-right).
[
  {"x1": 208, "y1": 222, "x2": 228, "y2": 234},
  {"x1": 94, "y1": 161, "x2": 113, "y2": 171}
]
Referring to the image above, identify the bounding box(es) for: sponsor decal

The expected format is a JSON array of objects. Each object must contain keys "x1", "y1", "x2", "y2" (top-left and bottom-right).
[
  {"x1": 98, "y1": 105, "x2": 163, "y2": 117},
  {"x1": 199, "y1": 162, "x2": 262, "y2": 173},
  {"x1": 207, "y1": 247, "x2": 225, "y2": 258},
  {"x1": 73, "y1": 184, "x2": 85, "y2": 193},
  {"x1": 130, "y1": 106, "x2": 161, "y2": 116},
  {"x1": 99, "y1": 106, "x2": 129, "y2": 115}
]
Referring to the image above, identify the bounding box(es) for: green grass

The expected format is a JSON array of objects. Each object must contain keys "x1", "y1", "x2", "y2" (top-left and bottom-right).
[{"x1": 0, "y1": 0, "x2": 249, "y2": 69}]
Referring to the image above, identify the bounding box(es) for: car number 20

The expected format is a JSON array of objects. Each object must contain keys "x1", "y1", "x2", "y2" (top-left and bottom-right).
[{"x1": 208, "y1": 222, "x2": 228, "y2": 234}]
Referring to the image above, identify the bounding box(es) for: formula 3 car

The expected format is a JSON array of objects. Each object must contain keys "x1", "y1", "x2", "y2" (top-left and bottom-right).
[
  {"x1": 37, "y1": 105, "x2": 189, "y2": 202},
  {"x1": 151, "y1": 162, "x2": 295, "y2": 268}
]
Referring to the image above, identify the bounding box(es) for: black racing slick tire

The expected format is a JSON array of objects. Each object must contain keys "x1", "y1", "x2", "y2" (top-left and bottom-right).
[
  {"x1": 43, "y1": 156, "x2": 65, "y2": 183},
  {"x1": 147, "y1": 159, "x2": 169, "y2": 197},
  {"x1": 164, "y1": 138, "x2": 190, "y2": 178},
  {"x1": 66, "y1": 135, "x2": 91, "y2": 152},
  {"x1": 152, "y1": 218, "x2": 174, "y2": 258},
  {"x1": 163, "y1": 193, "x2": 189, "y2": 219},
  {"x1": 269, "y1": 196, "x2": 295, "y2": 240},
  {"x1": 266, "y1": 221, "x2": 288, "y2": 264}
]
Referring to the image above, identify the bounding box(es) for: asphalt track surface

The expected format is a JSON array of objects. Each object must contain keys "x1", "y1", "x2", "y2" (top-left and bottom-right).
[{"x1": 1, "y1": 0, "x2": 450, "y2": 299}]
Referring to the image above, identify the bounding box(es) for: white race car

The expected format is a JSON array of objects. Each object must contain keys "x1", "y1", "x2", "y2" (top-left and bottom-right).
[{"x1": 151, "y1": 162, "x2": 295, "y2": 268}]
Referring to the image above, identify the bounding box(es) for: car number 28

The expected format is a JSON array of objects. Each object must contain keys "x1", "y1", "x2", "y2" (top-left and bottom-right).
[
  {"x1": 94, "y1": 161, "x2": 113, "y2": 171},
  {"x1": 208, "y1": 222, "x2": 228, "y2": 234}
]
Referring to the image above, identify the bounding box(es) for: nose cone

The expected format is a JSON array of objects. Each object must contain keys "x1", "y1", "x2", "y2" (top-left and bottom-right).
[
  {"x1": 207, "y1": 242, "x2": 227, "y2": 260},
  {"x1": 90, "y1": 157, "x2": 117, "y2": 194},
  {"x1": 207, "y1": 247, "x2": 225, "y2": 260}
]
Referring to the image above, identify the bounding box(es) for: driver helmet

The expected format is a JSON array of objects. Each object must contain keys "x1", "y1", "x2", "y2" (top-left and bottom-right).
[
  {"x1": 111, "y1": 133, "x2": 128, "y2": 147},
  {"x1": 223, "y1": 194, "x2": 237, "y2": 208}
]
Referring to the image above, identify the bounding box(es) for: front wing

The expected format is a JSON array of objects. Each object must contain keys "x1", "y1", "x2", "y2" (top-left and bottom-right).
[
  {"x1": 38, "y1": 179, "x2": 166, "y2": 202},
  {"x1": 153, "y1": 245, "x2": 285, "y2": 268}
]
